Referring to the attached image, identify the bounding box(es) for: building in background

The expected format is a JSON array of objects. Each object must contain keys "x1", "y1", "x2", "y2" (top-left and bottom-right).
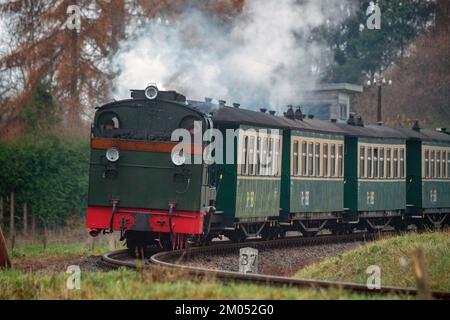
[{"x1": 299, "y1": 83, "x2": 363, "y2": 123}]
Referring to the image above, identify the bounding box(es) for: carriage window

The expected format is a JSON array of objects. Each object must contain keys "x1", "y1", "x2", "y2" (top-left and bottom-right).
[
  {"x1": 338, "y1": 144, "x2": 344, "y2": 177},
  {"x1": 437, "y1": 151, "x2": 441, "y2": 178},
  {"x1": 393, "y1": 148, "x2": 398, "y2": 178},
  {"x1": 380, "y1": 148, "x2": 385, "y2": 178},
  {"x1": 400, "y1": 148, "x2": 405, "y2": 178},
  {"x1": 249, "y1": 137, "x2": 255, "y2": 175},
  {"x1": 308, "y1": 142, "x2": 314, "y2": 176},
  {"x1": 331, "y1": 144, "x2": 336, "y2": 177},
  {"x1": 447, "y1": 152, "x2": 450, "y2": 179},
  {"x1": 323, "y1": 144, "x2": 329, "y2": 177},
  {"x1": 315, "y1": 143, "x2": 320, "y2": 177},
  {"x1": 293, "y1": 141, "x2": 299, "y2": 176},
  {"x1": 386, "y1": 148, "x2": 391, "y2": 178},
  {"x1": 367, "y1": 147, "x2": 372, "y2": 178},
  {"x1": 430, "y1": 150, "x2": 435, "y2": 178},
  {"x1": 256, "y1": 137, "x2": 261, "y2": 176},
  {"x1": 302, "y1": 142, "x2": 307, "y2": 176},
  {"x1": 261, "y1": 137, "x2": 267, "y2": 176},
  {"x1": 274, "y1": 139, "x2": 280, "y2": 176},
  {"x1": 425, "y1": 150, "x2": 429, "y2": 178},
  {"x1": 360, "y1": 146, "x2": 365, "y2": 178},
  {"x1": 373, "y1": 148, "x2": 378, "y2": 178},
  {"x1": 268, "y1": 139, "x2": 273, "y2": 176},
  {"x1": 241, "y1": 136, "x2": 248, "y2": 175},
  {"x1": 443, "y1": 152, "x2": 447, "y2": 178}
]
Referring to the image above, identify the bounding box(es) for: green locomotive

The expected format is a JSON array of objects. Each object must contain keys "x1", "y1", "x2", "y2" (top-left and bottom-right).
[{"x1": 86, "y1": 85, "x2": 450, "y2": 251}]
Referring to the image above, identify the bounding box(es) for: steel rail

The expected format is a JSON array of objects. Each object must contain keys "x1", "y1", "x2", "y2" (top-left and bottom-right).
[{"x1": 101, "y1": 233, "x2": 450, "y2": 300}]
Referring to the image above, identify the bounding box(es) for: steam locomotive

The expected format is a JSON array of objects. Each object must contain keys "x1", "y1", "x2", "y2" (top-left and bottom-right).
[{"x1": 86, "y1": 85, "x2": 450, "y2": 252}]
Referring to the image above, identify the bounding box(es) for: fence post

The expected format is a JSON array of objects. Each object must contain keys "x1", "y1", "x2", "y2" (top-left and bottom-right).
[
  {"x1": 9, "y1": 192, "x2": 14, "y2": 241},
  {"x1": 0, "y1": 225, "x2": 11, "y2": 269},
  {"x1": 23, "y1": 203, "x2": 28, "y2": 236},
  {"x1": 0, "y1": 196, "x2": 3, "y2": 227},
  {"x1": 32, "y1": 211, "x2": 36, "y2": 238},
  {"x1": 411, "y1": 247, "x2": 431, "y2": 300}
]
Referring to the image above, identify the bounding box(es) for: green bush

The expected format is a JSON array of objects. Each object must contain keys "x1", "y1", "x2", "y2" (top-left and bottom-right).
[{"x1": 0, "y1": 135, "x2": 89, "y2": 226}]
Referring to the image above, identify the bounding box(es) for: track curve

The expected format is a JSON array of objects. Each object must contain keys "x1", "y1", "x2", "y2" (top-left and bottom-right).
[{"x1": 101, "y1": 233, "x2": 450, "y2": 299}]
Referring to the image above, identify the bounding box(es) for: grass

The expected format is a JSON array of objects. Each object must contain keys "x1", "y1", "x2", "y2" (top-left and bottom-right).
[
  {"x1": 296, "y1": 231, "x2": 450, "y2": 292},
  {"x1": 3, "y1": 231, "x2": 448, "y2": 299},
  {"x1": 0, "y1": 268, "x2": 407, "y2": 300}
]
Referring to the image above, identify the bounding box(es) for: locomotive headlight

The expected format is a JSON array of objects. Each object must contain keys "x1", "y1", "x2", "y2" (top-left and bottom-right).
[
  {"x1": 106, "y1": 147, "x2": 120, "y2": 162},
  {"x1": 171, "y1": 151, "x2": 186, "y2": 166},
  {"x1": 144, "y1": 85, "x2": 158, "y2": 100}
]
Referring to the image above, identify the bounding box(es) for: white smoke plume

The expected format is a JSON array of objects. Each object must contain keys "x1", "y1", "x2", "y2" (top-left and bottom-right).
[{"x1": 112, "y1": 0, "x2": 353, "y2": 111}]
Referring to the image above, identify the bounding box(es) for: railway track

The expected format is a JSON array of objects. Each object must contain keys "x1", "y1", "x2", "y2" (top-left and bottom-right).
[{"x1": 100, "y1": 232, "x2": 450, "y2": 299}]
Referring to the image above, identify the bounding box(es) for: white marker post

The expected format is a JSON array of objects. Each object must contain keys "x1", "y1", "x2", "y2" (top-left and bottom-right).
[{"x1": 239, "y1": 247, "x2": 258, "y2": 274}]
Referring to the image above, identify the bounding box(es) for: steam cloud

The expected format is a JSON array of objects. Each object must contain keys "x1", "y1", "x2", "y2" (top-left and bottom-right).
[{"x1": 112, "y1": 0, "x2": 352, "y2": 111}]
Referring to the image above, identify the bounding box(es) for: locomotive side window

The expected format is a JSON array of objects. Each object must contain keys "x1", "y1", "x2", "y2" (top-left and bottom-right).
[
  {"x1": 393, "y1": 148, "x2": 399, "y2": 178},
  {"x1": 249, "y1": 137, "x2": 255, "y2": 175},
  {"x1": 400, "y1": 148, "x2": 405, "y2": 178},
  {"x1": 302, "y1": 141, "x2": 307, "y2": 176},
  {"x1": 323, "y1": 144, "x2": 328, "y2": 177},
  {"x1": 430, "y1": 150, "x2": 435, "y2": 178},
  {"x1": 380, "y1": 148, "x2": 385, "y2": 178},
  {"x1": 367, "y1": 147, "x2": 372, "y2": 178},
  {"x1": 315, "y1": 143, "x2": 320, "y2": 177},
  {"x1": 293, "y1": 141, "x2": 299, "y2": 176},
  {"x1": 338, "y1": 144, "x2": 344, "y2": 177},
  {"x1": 331, "y1": 144, "x2": 336, "y2": 177},
  {"x1": 386, "y1": 148, "x2": 391, "y2": 178},
  {"x1": 437, "y1": 151, "x2": 441, "y2": 178},
  {"x1": 360, "y1": 146, "x2": 365, "y2": 178},
  {"x1": 308, "y1": 142, "x2": 313, "y2": 176}
]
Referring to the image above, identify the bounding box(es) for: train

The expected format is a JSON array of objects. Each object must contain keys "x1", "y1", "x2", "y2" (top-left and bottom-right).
[{"x1": 86, "y1": 85, "x2": 450, "y2": 252}]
